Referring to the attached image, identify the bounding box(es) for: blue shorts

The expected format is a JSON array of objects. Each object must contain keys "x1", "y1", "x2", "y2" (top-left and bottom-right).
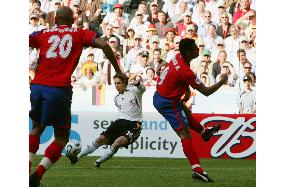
[
  {"x1": 153, "y1": 91, "x2": 188, "y2": 131},
  {"x1": 29, "y1": 84, "x2": 73, "y2": 127}
]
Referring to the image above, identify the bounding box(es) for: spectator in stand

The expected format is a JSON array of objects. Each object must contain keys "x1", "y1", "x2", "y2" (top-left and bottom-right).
[
  {"x1": 101, "y1": 36, "x2": 125, "y2": 85},
  {"x1": 61, "y1": 0, "x2": 72, "y2": 7},
  {"x1": 144, "y1": 24, "x2": 158, "y2": 50},
  {"x1": 231, "y1": 48, "x2": 247, "y2": 77},
  {"x1": 224, "y1": 25, "x2": 240, "y2": 62},
  {"x1": 39, "y1": 0, "x2": 53, "y2": 13},
  {"x1": 177, "y1": 11, "x2": 197, "y2": 36},
  {"x1": 45, "y1": 0, "x2": 61, "y2": 28},
  {"x1": 243, "y1": 9, "x2": 256, "y2": 35},
  {"x1": 182, "y1": 24, "x2": 198, "y2": 40},
  {"x1": 77, "y1": 0, "x2": 103, "y2": 32},
  {"x1": 100, "y1": 23, "x2": 122, "y2": 50},
  {"x1": 102, "y1": 3, "x2": 129, "y2": 36},
  {"x1": 211, "y1": 50, "x2": 231, "y2": 80},
  {"x1": 71, "y1": 0, "x2": 89, "y2": 29},
  {"x1": 148, "y1": 36, "x2": 161, "y2": 62},
  {"x1": 144, "y1": 67, "x2": 157, "y2": 87},
  {"x1": 227, "y1": 0, "x2": 240, "y2": 17},
  {"x1": 171, "y1": 1, "x2": 190, "y2": 24},
  {"x1": 192, "y1": 0, "x2": 206, "y2": 26},
  {"x1": 155, "y1": 11, "x2": 174, "y2": 38},
  {"x1": 124, "y1": 34, "x2": 145, "y2": 73},
  {"x1": 197, "y1": 11, "x2": 216, "y2": 39},
  {"x1": 215, "y1": 2, "x2": 233, "y2": 24},
  {"x1": 232, "y1": 0, "x2": 251, "y2": 24},
  {"x1": 123, "y1": 27, "x2": 135, "y2": 58},
  {"x1": 75, "y1": 63, "x2": 101, "y2": 89},
  {"x1": 193, "y1": 49, "x2": 213, "y2": 77},
  {"x1": 215, "y1": 62, "x2": 238, "y2": 87},
  {"x1": 246, "y1": 71, "x2": 256, "y2": 88},
  {"x1": 216, "y1": 12, "x2": 232, "y2": 39},
  {"x1": 166, "y1": 36, "x2": 182, "y2": 63},
  {"x1": 211, "y1": 37, "x2": 226, "y2": 62},
  {"x1": 239, "y1": 35, "x2": 255, "y2": 70},
  {"x1": 160, "y1": 28, "x2": 176, "y2": 52},
  {"x1": 190, "y1": 38, "x2": 206, "y2": 70},
  {"x1": 129, "y1": 11, "x2": 150, "y2": 37},
  {"x1": 30, "y1": 0, "x2": 46, "y2": 26},
  {"x1": 130, "y1": 51, "x2": 151, "y2": 80},
  {"x1": 134, "y1": 2, "x2": 149, "y2": 22},
  {"x1": 162, "y1": 0, "x2": 179, "y2": 21},
  {"x1": 238, "y1": 75, "x2": 256, "y2": 114},
  {"x1": 200, "y1": 72, "x2": 211, "y2": 87},
  {"x1": 147, "y1": 1, "x2": 159, "y2": 24},
  {"x1": 30, "y1": 14, "x2": 45, "y2": 34},
  {"x1": 194, "y1": 60, "x2": 213, "y2": 82},
  {"x1": 206, "y1": 0, "x2": 225, "y2": 25},
  {"x1": 78, "y1": 53, "x2": 98, "y2": 79},
  {"x1": 204, "y1": 24, "x2": 222, "y2": 54},
  {"x1": 149, "y1": 48, "x2": 165, "y2": 71}
]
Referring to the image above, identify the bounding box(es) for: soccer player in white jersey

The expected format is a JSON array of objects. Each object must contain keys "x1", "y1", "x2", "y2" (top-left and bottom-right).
[{"x1": 67, "y1": 73, "x2": 146, "y2": 167}]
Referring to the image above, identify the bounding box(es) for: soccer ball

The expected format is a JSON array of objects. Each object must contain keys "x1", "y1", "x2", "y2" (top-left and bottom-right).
[{"x1": 65, "y1": 139, "x2": 82, "y2": 156}]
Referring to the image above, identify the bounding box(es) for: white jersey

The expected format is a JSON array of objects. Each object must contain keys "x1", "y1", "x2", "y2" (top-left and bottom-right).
[{"x1": 114, "y1": 83, "x2": 146, "y2": 122}]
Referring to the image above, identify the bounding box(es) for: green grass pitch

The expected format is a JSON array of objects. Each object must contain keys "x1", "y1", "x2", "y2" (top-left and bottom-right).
[{"x1": 32, "y1": 156, "x2": 256, "y2": 187}]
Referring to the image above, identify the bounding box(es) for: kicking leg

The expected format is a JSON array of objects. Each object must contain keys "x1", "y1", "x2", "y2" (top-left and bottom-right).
[
  {"x1": 77, "y1": 135, "x2": 109, "y2": 159},
  {"x1": 176, "y1": 129, "x2": 213, "y2": 182},
  {"x1": 95, "y1": 136, "x2": 128, "y2": 167}
]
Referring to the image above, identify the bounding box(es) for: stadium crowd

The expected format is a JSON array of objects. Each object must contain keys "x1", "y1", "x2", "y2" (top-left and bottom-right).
[{"x1": 29, "y1": 0, "x2": 256, "y2": 114}]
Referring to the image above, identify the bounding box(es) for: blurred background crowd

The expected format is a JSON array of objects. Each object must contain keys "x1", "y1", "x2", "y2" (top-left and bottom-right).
[{"x1": 29, "y1": 0, "x2": 256, "y2": 114}]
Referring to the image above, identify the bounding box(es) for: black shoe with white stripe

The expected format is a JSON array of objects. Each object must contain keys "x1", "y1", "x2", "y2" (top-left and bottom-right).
[
  {"x1": 202, "y1": 124, "x2": 221, "y2": 142},
  {"x1": 192, "y1": 171, "x2": 214, "y2": 182}
]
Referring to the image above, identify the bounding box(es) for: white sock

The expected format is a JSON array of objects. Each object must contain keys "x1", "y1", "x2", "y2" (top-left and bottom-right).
[
  {"x1": 96, "y1": 146, "x2": 118, "y2": 164},
  {"x1": 39, "y1": 157, "x2": 52, "y2": 170},
  {"x1": 78, "y1": 141, "x2": 100, "y2": 159},
  {"x1": 29, "y1": 152, "x2": 35, "y2": 163}
]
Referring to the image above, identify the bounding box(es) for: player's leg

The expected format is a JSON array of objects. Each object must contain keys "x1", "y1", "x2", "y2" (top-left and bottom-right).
[
  {"x1": 29, "y1": 84, "x2": 45, "y2": 175},
  {"x1": 36, "y1": 126, "x2": 70, "y2": 180},
  {"x1": 182, "y1": 103, "x2": 221, "y2": 142},
  {"x1": 153, "y1": 94, "x2": 213, "y2": 182},
  {"x1": 95, "y1": 120, "x2": 142, "y2": 167},
  {"x1": 77, "y1": 135, "x2": 109, "y2": 159},
  {"x1": 95, "y1": 136, "x2": 127, "y2": 167},
  {"x1": 29, "y1": 121, "x2": 46, "y2": 174}
]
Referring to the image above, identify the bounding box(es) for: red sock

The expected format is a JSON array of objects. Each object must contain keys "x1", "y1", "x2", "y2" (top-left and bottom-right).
[
  {"x1": 188, "y1": 116, "x2": 204, "y2": 134},
  {"x1": 181, "y1": 138, "x2": 204, "y2": 173},
  {"x1": 29, "y1": 134, "x2": 40, "y2": 154},
  {"x1": 36, "y1": 141, "x2": 64, "y2": 179},
  {"x1": 29, "y1": 134, "x2": 40, "y2": 173}
]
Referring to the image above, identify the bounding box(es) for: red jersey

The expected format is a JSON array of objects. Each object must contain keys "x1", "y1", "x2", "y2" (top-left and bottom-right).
[
  {"x1": 29, "y1": 25, "x2": 97, "y2": 87},
  {"x1": 156, "y1": 53, "x2": 201, "y2": 100}
]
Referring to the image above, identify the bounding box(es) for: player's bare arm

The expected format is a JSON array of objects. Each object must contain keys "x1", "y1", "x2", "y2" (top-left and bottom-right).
[
  {"x1": 92, "y1": 38, "x2": 122, "y2": 74},
  {"x1": 197, "y1": 73, "x2": 228, "y2": 96}
]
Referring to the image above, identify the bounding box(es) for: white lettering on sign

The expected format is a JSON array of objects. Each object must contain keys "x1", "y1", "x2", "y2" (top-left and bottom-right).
[{"x1": 201, "y1": 116, "x2": 256, "y2": 159}]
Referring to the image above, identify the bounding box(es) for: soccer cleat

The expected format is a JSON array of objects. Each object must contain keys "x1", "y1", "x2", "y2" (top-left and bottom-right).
[
  {"x1": 29, "y1": 171, "x2": 40, "y2": 187},
  {"x1": 202, "y1": 124, "x2": 221, "y2": 142},
  {"x1": 66, "y1": 153, "x2": 78, "y2": 164},
  {"x1": 192, "y1": 171, "x2": 214, "y2": 182},
  {"x1": 95, "y1": 161, "x2": 101, "y2": 168}
]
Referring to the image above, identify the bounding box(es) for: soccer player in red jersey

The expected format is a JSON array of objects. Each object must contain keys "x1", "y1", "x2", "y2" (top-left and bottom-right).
[
  {"x1": 29, "y1": 6, "x2": 122, "y2": 187},
  {"x1": 153, "y1": 38, "x2": 228, "y2": 182}
]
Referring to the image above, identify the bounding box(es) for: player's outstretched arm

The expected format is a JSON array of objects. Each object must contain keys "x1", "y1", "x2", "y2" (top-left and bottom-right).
[
  {"x1": 197, "y1": 73, "x2": 228, "y2": 96},
  {"x1": 92, "y1": 38, "x2": 122, "y2": 74}
]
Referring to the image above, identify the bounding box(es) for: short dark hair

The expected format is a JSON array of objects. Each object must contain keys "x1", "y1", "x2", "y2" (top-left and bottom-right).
[
  {"x1": 113, "y1": 73, "x2": 128, "y2": 85},
  {"x1": 179, "y1": 38, "x2": 199, "y2": 60}
]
